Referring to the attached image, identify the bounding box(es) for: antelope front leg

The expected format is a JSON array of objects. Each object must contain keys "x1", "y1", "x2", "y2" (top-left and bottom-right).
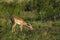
[
  {"x1": 12, "y1": 23, "x2": 16, "y2": 32},
  {"x1": 19, "y1": 25, "x2": 23, "y2": 32}
]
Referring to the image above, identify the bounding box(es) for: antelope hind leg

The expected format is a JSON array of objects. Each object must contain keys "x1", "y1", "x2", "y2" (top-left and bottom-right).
[{"x1": 12, "y1": 23, "x2": 16, "y2": 32}]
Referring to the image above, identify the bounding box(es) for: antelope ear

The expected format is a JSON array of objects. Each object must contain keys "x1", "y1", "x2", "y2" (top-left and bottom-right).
[
  {"x1": 29, "y1": 23, "x2": 32, "y2": 26},
  {"x1": 27, "y1": 23, "x2": 30, "y2": 26}
]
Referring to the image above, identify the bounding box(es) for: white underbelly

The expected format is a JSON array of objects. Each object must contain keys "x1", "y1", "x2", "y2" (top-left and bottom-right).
[
  {"x1": 17, "y1": 22, "x2": 21, "y2": 25},
  {"x1": 15, "y1": 20, "x2": 21, "y2": 25}
]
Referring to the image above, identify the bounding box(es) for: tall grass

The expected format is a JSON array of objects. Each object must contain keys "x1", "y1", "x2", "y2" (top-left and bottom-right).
[{"x1": 0, "y1": 0, "x2": 60, "y2": 40}]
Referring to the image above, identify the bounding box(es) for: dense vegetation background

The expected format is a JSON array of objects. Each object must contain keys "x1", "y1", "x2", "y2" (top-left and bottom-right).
[{"x1": 0, "y1": 0, "x2": 60, "y2": 40}]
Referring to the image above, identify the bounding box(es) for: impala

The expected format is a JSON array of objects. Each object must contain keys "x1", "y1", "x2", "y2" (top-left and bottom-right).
[{"x1": 11, "y1": 16, "x2": 33, "y2": 32}]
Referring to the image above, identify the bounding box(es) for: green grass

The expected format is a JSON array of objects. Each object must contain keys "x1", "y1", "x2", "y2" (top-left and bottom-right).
[
  {"x1": 0, "y1": 19, "x2": 60, "y2": 40},
  {"x1": 0, "y1": 1, "x2": 60, "y2": 40}
]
